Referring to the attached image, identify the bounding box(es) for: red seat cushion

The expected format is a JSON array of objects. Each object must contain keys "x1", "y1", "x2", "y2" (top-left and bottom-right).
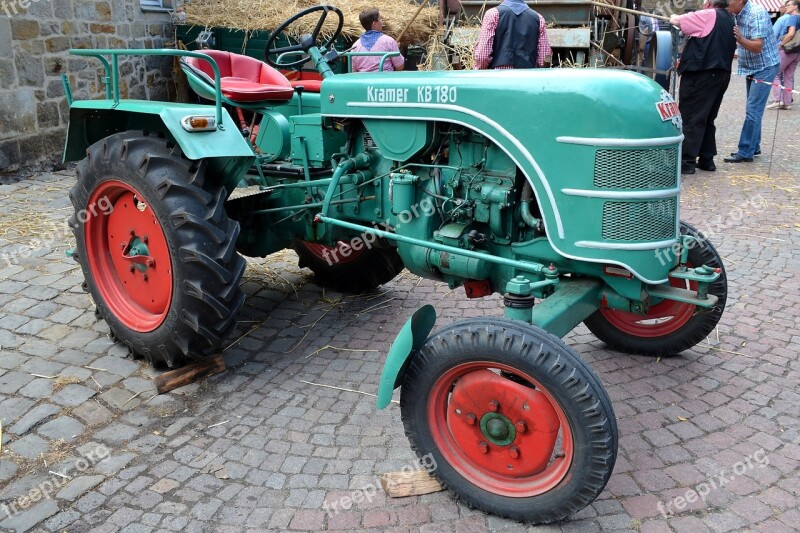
[
  {"x1": 283, "y1": 71, "x2": 324, "y2": 93},
  {"x1": 183, "y1": 51, "x2": 294, "y2": 103},
  {"x1": 289, "y1": 79, "x2": 323, "y2": 92},
  {"x1": 219, "y1": 77, "x2": 294, "y2": 102}
]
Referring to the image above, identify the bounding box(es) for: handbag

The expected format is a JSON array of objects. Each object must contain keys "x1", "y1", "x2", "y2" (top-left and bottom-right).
[{"x1": 783, "y1": 31, "x2": 800, "y2": 54}]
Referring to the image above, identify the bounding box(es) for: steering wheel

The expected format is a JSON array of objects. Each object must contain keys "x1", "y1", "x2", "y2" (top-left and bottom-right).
[{"x1": 264, "y1": 5, "x2": 344, "y2": 69}]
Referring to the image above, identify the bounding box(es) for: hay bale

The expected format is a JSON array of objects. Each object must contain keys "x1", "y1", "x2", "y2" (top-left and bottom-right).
[
  {"x1": 183, "y1": 0, "x2": 439, "y2": 46},
  {"x1": 419, "y1": 25, "x2": 479, "y2": 70}
]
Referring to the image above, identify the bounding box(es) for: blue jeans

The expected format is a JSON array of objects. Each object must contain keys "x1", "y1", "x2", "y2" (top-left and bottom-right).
[{"x1": 736, "y1": 63, "x2": 780, "y2": 158}]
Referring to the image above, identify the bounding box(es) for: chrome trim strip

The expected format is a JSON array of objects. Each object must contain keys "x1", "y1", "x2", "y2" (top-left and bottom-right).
[
  {"x1": 556, "y1": 135, "x2": 684, "y2": 147},
  {"x1": 575, "y1": 239, "x2": 678, "y2": 251},
  {"x1": 561, "y1": 187, "x2": 681, "y2": 199}
]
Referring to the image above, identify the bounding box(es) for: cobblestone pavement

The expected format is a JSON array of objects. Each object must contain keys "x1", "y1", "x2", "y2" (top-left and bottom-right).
[{"x1": 1, "y1": 72, "x2": 799, "y2": 533}]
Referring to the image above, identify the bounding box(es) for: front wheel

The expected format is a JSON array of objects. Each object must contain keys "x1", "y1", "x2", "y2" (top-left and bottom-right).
[
  {"x1": 584, "y1": 221, "x2": 727, "y2": 356},
  {"x1": 69, "y1": 132, "x2": 246, "y2": 368},
  {"x1": 400, "y1": 318, "x2": 617, "y2": 524}
]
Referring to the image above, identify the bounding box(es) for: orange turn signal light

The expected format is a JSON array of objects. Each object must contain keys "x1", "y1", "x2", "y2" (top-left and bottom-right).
[{"x1": 180, "y1": 115, "x2": 217, "y2": 132}]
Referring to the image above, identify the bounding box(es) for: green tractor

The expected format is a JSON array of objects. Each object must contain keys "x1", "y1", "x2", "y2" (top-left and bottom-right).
[{"x1": 62, "y1": 5, "x2": 726, "y2": 524}]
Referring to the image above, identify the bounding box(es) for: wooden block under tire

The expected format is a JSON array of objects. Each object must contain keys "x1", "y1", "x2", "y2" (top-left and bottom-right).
[
  {"x1": 380, "y1": 469, "x2": 444, "y2": 497},
  {"x1": 154, "y1": 354, "x2": 226, "y2": 394}
]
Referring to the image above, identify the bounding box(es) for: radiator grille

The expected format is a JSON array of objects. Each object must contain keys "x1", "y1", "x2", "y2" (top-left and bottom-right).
[
  {"x1": 594, "y1": 148, "x2": 678, "y2": 189},
  {"x1": 602, "y1": 199, "x2": 677, "y2": 241}
]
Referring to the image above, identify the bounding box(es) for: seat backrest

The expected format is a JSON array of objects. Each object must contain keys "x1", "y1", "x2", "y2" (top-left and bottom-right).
[
  {"x1": 181, "y1": 50, "x2": 294, "y2": 103},
  {"x1": 226, "y1": 53, "x2": 262, "y2": 82},
  {"x1": 183, "y1": 51, "x2": 290, "y2": 88},
  {"x1": 184, "y1": 50, "x2": 234, "y2": 79}
]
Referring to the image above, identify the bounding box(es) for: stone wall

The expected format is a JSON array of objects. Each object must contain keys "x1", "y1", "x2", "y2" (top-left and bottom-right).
[{"x1": 0, "y1": 0, "x2": 174, "y2": 173}]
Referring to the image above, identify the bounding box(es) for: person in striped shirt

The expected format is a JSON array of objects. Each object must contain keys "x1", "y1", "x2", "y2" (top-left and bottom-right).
[{"x1": 473, "y1": 0, "x2": 552, "y2": 69}]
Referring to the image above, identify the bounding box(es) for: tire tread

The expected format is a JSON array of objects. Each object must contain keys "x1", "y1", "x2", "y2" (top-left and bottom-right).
[{"x1": 70, "y1": 131, "x2": 245, "y2": 368}]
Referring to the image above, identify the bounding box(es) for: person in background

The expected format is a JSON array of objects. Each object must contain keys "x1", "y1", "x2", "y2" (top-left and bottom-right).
[
  {"x1": 670, "y1": 0, "x2": 736, "y2": 174},
  {"x1": 723, "y1": 0, "x2": 780, "y2": 163},
  {"x1": 639, "y1": 11, "x2": 660, "y2": 63},
  {"x1": 766, "y1": 0, "x2": 800, "y2": 109},
  {"x1": 473, "y1": 0, "x2": 552, "y2": 69},
  {"x1": 350, "y1": 8, "x2": 405, "y2": 73}
]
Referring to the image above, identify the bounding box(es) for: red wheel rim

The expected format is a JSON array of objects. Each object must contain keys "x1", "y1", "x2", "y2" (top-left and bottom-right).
[
  {"x1": 84, "y1": 180, "x2": 173, "y2": 332},
  {"x1": 300, "y1": 241, "x2": 364, "y2": 265},
  {"x1": 599, "y1": 270, "x2": 697, "y2": 338},
  {"x1": 428, "y1": 362, "x2": 574, "y2": 497}
]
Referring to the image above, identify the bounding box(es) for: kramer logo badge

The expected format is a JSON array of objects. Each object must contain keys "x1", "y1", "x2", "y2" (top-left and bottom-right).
[{"x1": 656, "y1": 90, "x2": 682, "y2": 130}]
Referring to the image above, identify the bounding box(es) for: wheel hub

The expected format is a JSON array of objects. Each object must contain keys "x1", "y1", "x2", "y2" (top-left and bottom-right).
[
  {"x1": 446, "y1": 369, "x2": 561, "y2": 477},
  {"x1": 124, "y1": 237, "x2": 152, "y2": 272},
  {"x1": 480, "y1": 413, "x2": 515, "y2": 446},
  {"x1": 85, "y1": 181, "x2": 173, "y2": 332}
]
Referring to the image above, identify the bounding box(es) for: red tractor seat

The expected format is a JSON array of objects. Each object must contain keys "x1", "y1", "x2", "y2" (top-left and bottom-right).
[
  {"x1": 284, "y1": 71, "x2": 324, "y2": 93},
  {"x1": 289, "y1": 79, "x2": 322, "y2": 92},
  {"x1": 181, "y1": 50, "x2": 295, "y2": 103}
]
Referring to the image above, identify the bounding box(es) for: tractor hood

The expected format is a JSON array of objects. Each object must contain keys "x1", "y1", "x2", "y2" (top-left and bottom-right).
[
  {"x1": 321, "y1": 68, "x2": 681, "y2": 140},
  {"x1": 321, "y1": 69, "x2": 684, "y2": 284}
]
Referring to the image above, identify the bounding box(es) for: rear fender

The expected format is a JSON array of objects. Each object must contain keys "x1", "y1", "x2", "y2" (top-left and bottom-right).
[
  {"x1": 64, "y1": 100, "x2": 255, "y2": 190},
  {"x1": 376, "y1": 305, "x2": 437, "y2": 409}
]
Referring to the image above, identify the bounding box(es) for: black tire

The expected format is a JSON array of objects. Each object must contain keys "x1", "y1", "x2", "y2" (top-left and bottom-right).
[
  {"x1": 584, "y1": 221, "x2": 727, "y2": 356},
  {"x1": 400, "y1": 318, "x2": 617, "y2": 524},
  {"x1": 292, "y1": 239, "x2": 404, "y2": 293},
  {"x1": 622, "y1": 13, "x2": 636, "y2": 65},
  {"x1": 646, "y1": 30, "x2": 673, "y2": 90},
  {"x1": 69, "y1": 132, "x2": 246, "y2": 368}
]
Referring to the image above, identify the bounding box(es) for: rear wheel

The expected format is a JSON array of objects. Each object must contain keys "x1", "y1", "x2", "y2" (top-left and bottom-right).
[
  {"x1": 646, "y1": 30, "x2": 674, "y2": 90},
  {"x1": 622, "y1": 13, "x2": 636, "y2": 65},
  {"x1": 70, "y1": 132, "x2": 246, "y2": 368},
  {"x1": 400, "y1": 318, "x2": 617, "y2": 524},
  {"x1": 293, "y1": 239, "x2": 404, "y2": 293},
  {"x1": 584, "y1": 221, "x2": 727, "y2": 356}
]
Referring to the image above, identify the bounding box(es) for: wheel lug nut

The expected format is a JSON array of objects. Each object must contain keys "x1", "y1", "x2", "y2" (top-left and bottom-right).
[
  {"x1": 478, "y1": 441, "x2": 489, "y2": 454},
  {"x1": 509, "y1": 446, "x2": 520, "y2": 459},
  {"x1": 465, "y1": 413, "x2": 476, "y2": 425},
  {"x1": 515, "y1": 421, "x2": 527, "y2": 434},
  {"x1": 488, "y1": 400, "x2": 500, "y2": 412},
  {"x1": 142, "y1": 274, "x2": 148, "y2": 281},
  {"x1": 145, "y1": 258, "x2": 154, "y2": 268},
  {"x1": 129, "y1": 265, "x2": 135, "y2": 273},
  {"x1": 142, "y1": 235, "x2": 148, "y2": 243},
  {"x1": 129, "y1": 228, "x2": 135, "y2": 236}
]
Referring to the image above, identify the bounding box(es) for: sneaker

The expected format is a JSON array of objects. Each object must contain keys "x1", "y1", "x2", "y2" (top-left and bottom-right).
[
  {"x1": 723, "y1": 154, "x2": 753, "y2": 163},
  {"x1": 780, "y1": 103, "x2": 792, "y2": 110},
  {"x1": 766, "y1": 101, "x2": 782, "y2": 109}
]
